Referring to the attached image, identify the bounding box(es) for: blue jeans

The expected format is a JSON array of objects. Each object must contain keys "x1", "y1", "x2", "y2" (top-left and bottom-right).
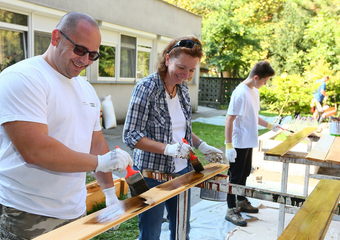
[{"x1": 138, "y1": 167, "x2": 191, "y2": 240}]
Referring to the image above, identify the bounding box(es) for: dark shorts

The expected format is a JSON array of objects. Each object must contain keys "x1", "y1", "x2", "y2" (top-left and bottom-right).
[{"x1": 0, "y1": 204, "x2": 86, "y2": 240}]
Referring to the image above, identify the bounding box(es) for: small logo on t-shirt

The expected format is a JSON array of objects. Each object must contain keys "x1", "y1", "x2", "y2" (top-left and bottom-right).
[{"x1": 82, "y1": 102, "x2": 96, "y2": 107}]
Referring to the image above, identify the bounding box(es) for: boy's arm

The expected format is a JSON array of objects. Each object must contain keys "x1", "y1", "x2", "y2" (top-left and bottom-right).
[
  {"x1": 225, "y1": 115, "x2": 236, "y2": 143},
  {"x1": 225, "y1": 115, "x2": 237, "y2": 163},
  {"x1": 259, "y1": 117, "x2": 280, "y2": 131}
]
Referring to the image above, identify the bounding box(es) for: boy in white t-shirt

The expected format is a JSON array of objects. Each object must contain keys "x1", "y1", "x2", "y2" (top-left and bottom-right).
[{"x1": 224, "y1": 61, "x2": 279, "y2": 226}]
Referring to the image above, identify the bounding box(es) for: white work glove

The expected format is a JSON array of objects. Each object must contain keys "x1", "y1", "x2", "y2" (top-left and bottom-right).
[
  {"x1": 267, "y1": 122, "x2": 280, "y2": 132},
  {"x1": 198, "y1": 142, "x2": 224, "y2": 163},
  {"x1": 102, "y1": 186, "x2": 120, "y2": 230},
  {"x1": 225, "y1": 143, "x2": 237, "y2": 163},
  {"x1": 164, "y1": 142, "x2": 194, "y2": 159},
  {"x1": 96, "y1": 148, "x2": 133, "y2": 173}
]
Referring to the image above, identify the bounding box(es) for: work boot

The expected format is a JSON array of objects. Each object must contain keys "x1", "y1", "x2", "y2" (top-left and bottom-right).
[
  {"x1": 225, "y1": 207, "x2": 247, "y2": 226},
  {"x1": 237, "y1": 199, "x2": 259, "y2": 213}
]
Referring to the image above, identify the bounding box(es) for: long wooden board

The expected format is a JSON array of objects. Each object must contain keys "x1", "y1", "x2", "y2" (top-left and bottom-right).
[
  {"x1": 35, "y1": 163, "x2": 229, "y2": 240},
  {"x1": 306, "y1": 134, "x2": 335, "y2": 162},
  {"x1": 326, "y1": 137, "x2": 340, "y2": 164},
  {"x1": 265, "y1": 127, "x2": 317, "y2": 156},
  {"x1": 278, "y1": 179, "x2": 340, "y2": 240}
]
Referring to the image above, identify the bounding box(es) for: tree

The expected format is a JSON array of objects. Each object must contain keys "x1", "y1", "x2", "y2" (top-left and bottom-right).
[{"x1": 196, "y1": 0, "x2": 262, "y2": 77}]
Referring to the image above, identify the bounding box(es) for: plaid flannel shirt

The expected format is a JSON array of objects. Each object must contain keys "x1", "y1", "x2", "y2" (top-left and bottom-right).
[{"x1": 123, "y1": 72, "x2": 193, "y2": 173}]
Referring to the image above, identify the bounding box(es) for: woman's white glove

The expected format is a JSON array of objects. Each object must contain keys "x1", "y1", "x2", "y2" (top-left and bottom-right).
[
  {"x1": 102, "y1": 186, "x2": 120, "y2": 230},
  {"x1": 225, "y1": 143, "x2": 236, "y2": 163},
  {"x1": 164, "y1": 142, "x2": 194, "y2": 159},
  {"x1": 198, "y1": 142, "x2": 224, "y2": 163},
  {"x1": 96, "y1": 148, "x2": 133, "y2": 173},
  {"x1": 267, "y1": 122, "x2": 280, "y2": 132}
]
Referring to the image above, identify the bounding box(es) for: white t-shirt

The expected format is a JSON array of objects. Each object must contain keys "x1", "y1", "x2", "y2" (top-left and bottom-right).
[
  {"x1": 0, "y1": 56, "x2": 101, "y2": 219},
  {"x1": 166, "y1": 93, "x2": 187, "y2": 173},
  {"x1": 227, "y1": 83, "x2": 260, "y2": 148}
]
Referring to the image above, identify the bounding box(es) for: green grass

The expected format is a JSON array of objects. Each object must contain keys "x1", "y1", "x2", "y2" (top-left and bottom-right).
[{"x1": 91, "y1": 216, "x2": 139, "y2": 240}]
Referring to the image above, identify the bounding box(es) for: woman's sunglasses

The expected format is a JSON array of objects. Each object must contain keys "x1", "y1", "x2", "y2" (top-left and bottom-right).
[
  {"x1": 60, "y1": 31, "x2": 101, "y2": 61},
  {"x1": 167, "y1": 39, "x2": 202, "y2": 54}
]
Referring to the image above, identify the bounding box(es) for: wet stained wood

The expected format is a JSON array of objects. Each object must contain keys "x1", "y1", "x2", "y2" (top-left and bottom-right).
[
  {"x1": 278, "y1": 179, "x2": 340, "y2": 240},
  {"x1": 35, "y1": 163, "x2": 228, "y2": 240},
  {"x1": 306, "y1": 134, "x2": 335, "y2": 162},
  {"x1": 265, "y1": 127, "x2": 317, "y2": 156},
  {"x1": 325, "y1": 137, "x2": 340, "y2": 164}
]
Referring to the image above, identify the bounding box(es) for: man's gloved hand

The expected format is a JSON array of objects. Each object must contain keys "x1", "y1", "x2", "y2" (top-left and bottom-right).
[
  {"x1": 102, "y1": 186, "x2": 120, "y2": 230},
  {"x1": 225, "y1": 143, "x2": 236, "y2": 163},
  {"x1": 103, "y1": 186, "x2": 119, "y2": 206},
  {"x1": 267, "y1": 122, "x2": 281, "y2": 132},
  {"x1": 96, "y1": 148, "x2": 133, "y2": 173},
  {"x1": 198, "y1": 142, "x2": 224, "y2": 163},
  {"x1": 164, "y1": 142, "x2": 194, "y2": 159}
]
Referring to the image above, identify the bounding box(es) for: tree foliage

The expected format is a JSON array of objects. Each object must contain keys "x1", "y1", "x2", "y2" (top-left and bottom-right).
[{"x1": 164, "y1": 0, "x2": 340, "y2": 115}]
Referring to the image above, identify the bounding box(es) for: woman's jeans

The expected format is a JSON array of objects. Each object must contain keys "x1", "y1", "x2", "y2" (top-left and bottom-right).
[{"x1": 138, "y1": 167, "x2": 191, "y2": 240}]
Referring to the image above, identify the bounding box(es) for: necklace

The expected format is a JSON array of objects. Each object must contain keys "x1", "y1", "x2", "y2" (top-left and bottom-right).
[{"x1": 163, "y1": 79, "x2": 177, "y2": 99}]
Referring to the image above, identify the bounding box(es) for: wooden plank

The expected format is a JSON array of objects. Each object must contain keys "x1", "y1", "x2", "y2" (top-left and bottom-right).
[
  {"x1": 306, "y1": 134, "x2": 335, "y2": 162},
  {"x1": 278, "y1": 179, "x2": 340, "y2": 240},
  {"x1": 35, "y1": 163, "x2": 229, "y2": 240},
  {"x1": 326, "y1": 137, "x2": 340, "y2": 164},
  {"x1": 265, "y1": 127, "x2": 317, "y2": 156}
]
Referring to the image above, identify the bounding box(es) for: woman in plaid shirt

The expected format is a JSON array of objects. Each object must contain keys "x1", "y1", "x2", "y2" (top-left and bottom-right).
[{"x1": 123, "y1": 36, "x2": 224, "y2": 240}]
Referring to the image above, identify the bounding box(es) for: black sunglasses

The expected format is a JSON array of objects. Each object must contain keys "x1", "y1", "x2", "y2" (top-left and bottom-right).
[
  {"x1": 59, "y1": 31, "x2": 101, "y2": 61},
  {"x1": 167, "y1": 39, "x2": 202, "y2": 54}
]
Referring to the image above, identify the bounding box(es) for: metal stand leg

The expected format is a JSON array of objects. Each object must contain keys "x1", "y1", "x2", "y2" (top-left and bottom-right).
[
  {"x1": 304, "y1": 139, "x2": 313, "y2": 197},
  {"x1": 304, "y1": 165, "x2": 310, "y2": 197},
  {"x1": 176, "y1": 190, "x2": 188, "y2": 240},
  {"x1": 278, "y1": 162, "x2": 289, "y2": 238}
]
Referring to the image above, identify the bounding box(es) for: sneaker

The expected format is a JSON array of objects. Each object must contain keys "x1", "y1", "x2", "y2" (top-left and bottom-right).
[
  {"x1": 225, "y1": 207, "x2": 247, "y2": 226},
  {"x1": 237, "y1": 199, "x2": 259, "y2": 213}
]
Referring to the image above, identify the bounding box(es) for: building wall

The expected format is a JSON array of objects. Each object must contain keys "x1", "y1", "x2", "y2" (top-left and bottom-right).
[
  {"x1": 23, "y1": 0, "x2": 202, "y2": 39},
  {"x1": 0, "y1": 0, "x2": 202, "y2": 123}
]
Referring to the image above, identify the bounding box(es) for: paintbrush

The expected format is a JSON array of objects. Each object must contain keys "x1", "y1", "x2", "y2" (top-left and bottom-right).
[
  {"x1": 278, "y1": 126, "x2": 294, "y2": 133},
  {"x1": 182, "y1": 138, "x2": 205, "y2": 172},
  {"x1": 116, "y1": 146, "x2": 150, "y2": 197}
]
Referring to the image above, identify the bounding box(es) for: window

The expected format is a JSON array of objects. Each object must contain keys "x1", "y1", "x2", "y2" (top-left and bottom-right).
[
  {"x1": 0, "y1": 9, "x2": 27, "y2": 26},
  {"x1": 120, "y1": 35, "x2": 136, "y2": 78},
  {"x1": 99, "y1": 45, "x2": 116, "y2": 78},
  {"x1": 34, "y1": 31, "x2": 50, "y2": 56},
  {"x1": 0, "y1": 10, "x2": 28, "y2": 72},
  {"x1": 137, "y1": 45, "x2": 151, "y2": 79}
]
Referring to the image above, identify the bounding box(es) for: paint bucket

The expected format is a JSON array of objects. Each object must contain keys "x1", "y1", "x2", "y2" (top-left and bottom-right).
[
  {"x1": 199, "y1": 178, "x2": 228, "y2": 202},
  {"x1": 330, "y1": 119, "x2": 340, "y2": 136}
]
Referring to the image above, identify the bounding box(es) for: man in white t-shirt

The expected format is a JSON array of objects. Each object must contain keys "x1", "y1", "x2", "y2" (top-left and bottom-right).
[
  {"x1": 0, "y1": 12, "x2": 133, "y2": 239},
  {"x1": 224, "y1": 61, "x2": 279, "y2": 226}
]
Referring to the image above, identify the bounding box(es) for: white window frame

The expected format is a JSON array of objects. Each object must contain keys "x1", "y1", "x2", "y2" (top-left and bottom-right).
[
  {"x1": 98, "y1": 42, "x2": 117, "y2": 82},
  {"x1": 137, "y1": 45, "x2": 151, "y2": 81}
]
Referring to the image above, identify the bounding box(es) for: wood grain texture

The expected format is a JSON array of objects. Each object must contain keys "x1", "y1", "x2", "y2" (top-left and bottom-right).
[
  {"x1": 325, "y1": 137, "x2": 340, "y2": 164},
  {"x1": 35, "y1": 163, "x2": 229, "y2": 240},
  {"x1": 306, "y1": 134, "x2": 335, "y2": 162},
  {"x1": 278, "y1": 179, "x2": 340, "y2": 240},
  {"x1": 265, "y1": 127, "x2": 317, "y2": 156}
]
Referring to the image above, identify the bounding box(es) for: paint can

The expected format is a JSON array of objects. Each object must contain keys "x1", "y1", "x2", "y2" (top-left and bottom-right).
[
  {"x1": 330, "y1": 119, "x2": 340, "y2": 136},
  {"x1": 199, "y1": 179, "x2": 228, "y2": 202}
]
